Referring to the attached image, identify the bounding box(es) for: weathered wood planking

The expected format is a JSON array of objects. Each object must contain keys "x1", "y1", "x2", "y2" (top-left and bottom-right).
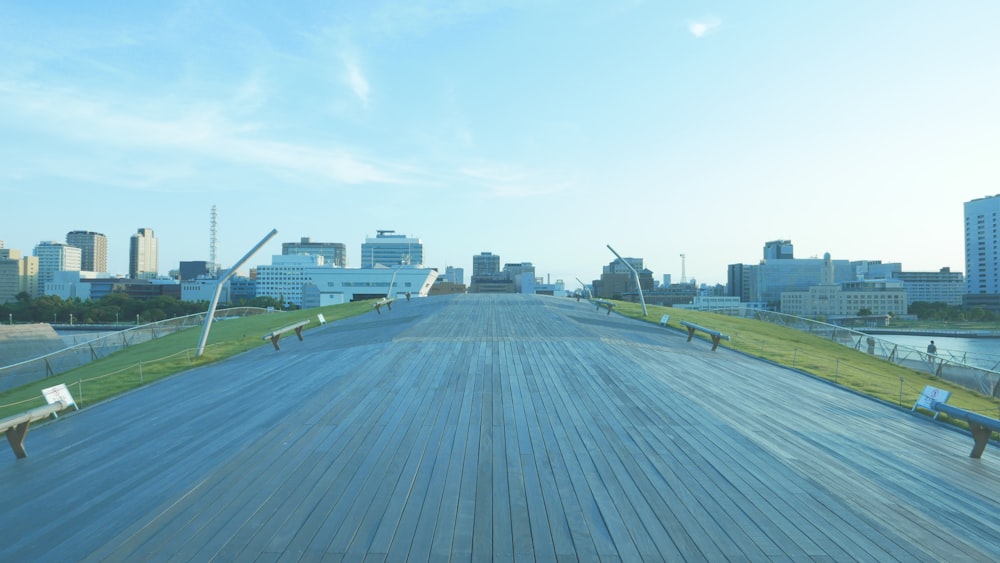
[{"x1": 1, "y1": 294, "x2": 1000, "y2": 561}]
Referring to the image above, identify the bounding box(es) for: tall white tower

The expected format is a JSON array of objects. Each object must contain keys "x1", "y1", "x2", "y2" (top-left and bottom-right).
[
  {"x1": 820, "y1": 252, "x2": 835, "y2": 285},
  {"x1": 966, "y1": 195, "x2": 1000, "y2": 295},
  {"x1": 129, "y1": 228, "x2": 159, "y2": 279}
]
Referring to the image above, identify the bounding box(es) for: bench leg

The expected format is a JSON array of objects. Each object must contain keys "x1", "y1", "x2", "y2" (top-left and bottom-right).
[
  {"x1": 969, "y1": 422, "x2": 992, "y2": 459},
  {"x1": 685, "y1": 326, "x2": 696, "y2": 342},
  {"x1": 710, "y1": 335, "x2": 722, "y2": 351},
  {"x1": 294, "y1": 326, "x2": 304, "y2": 341},
  {"x1": 271, "y1": 335, "x2": 281, "y2": 350},
  {"x1": 5, "y1": 421, "x2": 31, "y2": 459},
  {"x1": 375, "y1": 304, "x2": 381, "y2": 315}
]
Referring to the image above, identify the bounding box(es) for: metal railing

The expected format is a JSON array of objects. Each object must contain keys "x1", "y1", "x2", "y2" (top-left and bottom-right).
[
  {"x1": 0, "y1": 307, "x2": 271, "y2": 393},
  {"x1": 712, "y1": 307, "x2": 1000, "y2": 399}
]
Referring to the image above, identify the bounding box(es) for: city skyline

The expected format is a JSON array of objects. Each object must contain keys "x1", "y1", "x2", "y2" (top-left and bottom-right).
[{"x1": 3, "y1": 2, "x2": 999, "y2": 285}]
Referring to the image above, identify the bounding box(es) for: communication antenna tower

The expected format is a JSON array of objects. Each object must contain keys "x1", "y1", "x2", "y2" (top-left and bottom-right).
[
  {"x1": 210, "y1": 205, "x2": 218, "y2": 276},
  {"x1": 680, "y1": 253, "x2": 687, "y2": 284}
]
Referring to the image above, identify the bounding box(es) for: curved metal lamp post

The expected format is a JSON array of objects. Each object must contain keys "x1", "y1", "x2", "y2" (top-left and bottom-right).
[
  {"x1": 606, "y1": 244, "x2": 648, "y2": 317},
  {"x1": 196, "y1": 228, "x2": 279, "y2": 358}
]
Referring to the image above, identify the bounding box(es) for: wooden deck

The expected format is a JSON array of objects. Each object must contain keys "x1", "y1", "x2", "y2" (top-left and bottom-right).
[{"x1": 3, "y1": 294, "x2": 1000, "y2": 561}]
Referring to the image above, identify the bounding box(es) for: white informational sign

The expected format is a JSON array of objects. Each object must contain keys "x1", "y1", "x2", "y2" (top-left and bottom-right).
[
  {"x1": 659, "y1": 315, "x2": 670, "y2": 326},
  {"x1": 913, "y1": 385, "x2": 951, "y2": 417},
  {"x1": 317, "y1": 313, "x2": 327, "y2": 325},
  {"x1": 42, "y1": 383, "x2": 78, "y2": 411}
]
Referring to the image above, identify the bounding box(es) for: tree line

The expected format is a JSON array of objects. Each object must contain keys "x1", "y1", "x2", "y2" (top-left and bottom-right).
[
  {"x1": 907, "y1": 301, "x2": 1000, "y2": 322},
  {"x1": 0, "y1": 292, "x2": 284, "y2": 325}
]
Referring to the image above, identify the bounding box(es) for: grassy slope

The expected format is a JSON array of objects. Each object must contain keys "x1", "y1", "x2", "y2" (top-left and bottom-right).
[{"x1": 0, "y1": 300, "x2": 373, "y2": 418}]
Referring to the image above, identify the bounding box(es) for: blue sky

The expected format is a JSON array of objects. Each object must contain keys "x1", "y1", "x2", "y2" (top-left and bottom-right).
[{"x1": 2, "y1": 1, "x2": 999, "y2": 287}]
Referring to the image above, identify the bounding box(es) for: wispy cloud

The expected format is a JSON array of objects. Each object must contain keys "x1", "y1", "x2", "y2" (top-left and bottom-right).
[
  {"x1": 340, "y1": 53, "x2": 371, "y2": 106},
  {"x1": 0, "y1": 81, "x2": 406, "y2": 188},
  {"x1": 459, "y1": 162, "x2": 573, "y2": 198},
  {"x1": 687, "y1": 16, "x2": 722, "y2": 39},
  {"x1": 370, "y1": 1, "x2": 501, "y2": 36}
]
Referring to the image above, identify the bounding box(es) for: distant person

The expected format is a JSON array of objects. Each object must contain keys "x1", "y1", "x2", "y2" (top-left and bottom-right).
[
  {"x1": 927, "y1": 340, "x2": 937, "y2": 364},
  {"x1": 866, "y1": 336, "x2": 876, "y2": 355}
]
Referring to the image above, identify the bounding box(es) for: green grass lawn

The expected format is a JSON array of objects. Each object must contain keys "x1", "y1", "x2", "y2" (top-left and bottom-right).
[{"x1": 0, "y1": 300, "x2": 373, "y2": 418}]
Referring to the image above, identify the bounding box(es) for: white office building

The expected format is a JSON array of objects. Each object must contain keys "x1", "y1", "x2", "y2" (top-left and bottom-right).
[
  {"x1": 34, "y1": 241, "x2": 82, "y2": 294},
  {"x1": 965, "y1": 195, "x2": 1000, "y2": 294},
  {"x1": 256, "y1": 255, "x2": 438, "y2": 308}
]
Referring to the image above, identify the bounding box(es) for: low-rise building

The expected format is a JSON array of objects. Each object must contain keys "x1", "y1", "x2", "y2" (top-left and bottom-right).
[
  {"x1": 893, "y1": 268, "x2": 964, "y2": 305},
  {"x1": 255, "y1": 255, "x2": 438, "y2": 307},
  {"x1": 781, "y1": 279, "x2": 908, "y2": 318}
]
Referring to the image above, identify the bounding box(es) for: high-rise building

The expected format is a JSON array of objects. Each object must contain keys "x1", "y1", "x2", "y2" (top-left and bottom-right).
[
  {"x1": 34, "y1": 241, "x2": 82, "y2": 294},
  {"x1": 360, "y1": 230, "x2": 423, "y2": 268},
  {"x1": 964, "y1": 195, "x2": 1000, "y2": 310},
  {"x1": 282, "y1": 237, "x2": 347, "y2": 267},
  {"x1": 470, "y1": 252, "x2": 511, "y2": 293},
  {"x1": 129, "y1": 228, "x2": 159, "y2": 279},
  {"x1": 66, "y1": 230, "x2": 108, "y2": 273},
  {"x1": 504, "y1": 262, "x2": 536, "y2": 293},
  {"x1": 763, "y1": 240, "x2": 794, "y2": 260},
  {"x1": 0, "y1": 248, "x2": 22, "y2": 304},
  {"x1": 443, "y1": 266, "x2": 465, "y2": 285},
  {"x1": 594, "y1": 257, "x2": 653, "y2": 299},
  {"x1": 472, "y1": 252, "x2": 500, "y2": 277}
]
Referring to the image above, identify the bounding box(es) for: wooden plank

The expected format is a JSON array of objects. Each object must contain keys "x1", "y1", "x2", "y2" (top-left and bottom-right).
[{"x1": 7, "y1": 294, "x2": 1000, "y2": 561}]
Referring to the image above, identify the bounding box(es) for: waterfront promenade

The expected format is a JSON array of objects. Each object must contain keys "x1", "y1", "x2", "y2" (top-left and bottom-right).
[{"x1": 2, "y1": 294, "x2": 1000, "y2": 561}]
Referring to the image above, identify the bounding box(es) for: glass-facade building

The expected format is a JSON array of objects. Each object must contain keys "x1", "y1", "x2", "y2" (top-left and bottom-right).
[
  {"x1": 282, "y1": 237, "x2": 347, "y2": 267},
  {"x1": 360, "y1": 231, "x2": 423, "y2": 268}
]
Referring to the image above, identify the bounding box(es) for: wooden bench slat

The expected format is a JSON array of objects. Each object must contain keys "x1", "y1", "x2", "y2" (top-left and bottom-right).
[
  {"x1": 680, "y1": 321, "x2": 731, "y2": 351},
  {"x1": 931, "y1": 401, "x2": 1000, "y2": 458},
  {"x1": 1, "y1": 400, "x2": 68, "y2": 459},
  {"x1": 262, "y1": 320, "x2": 310, "y2": 350}
]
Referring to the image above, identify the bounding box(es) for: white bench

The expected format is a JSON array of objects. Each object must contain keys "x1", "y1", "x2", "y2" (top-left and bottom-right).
[{"x1": 262, "y1": 320, "x2": 310, "y2": 350}]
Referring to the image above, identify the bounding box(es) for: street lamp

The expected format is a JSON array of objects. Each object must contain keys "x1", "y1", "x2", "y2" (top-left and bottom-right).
[
  {"x1": 607, "y1": 244, "x2": 648, "y2": 317},
  {"x1": 197, "y1": 228, "x2": 278, "y2": 358}
]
